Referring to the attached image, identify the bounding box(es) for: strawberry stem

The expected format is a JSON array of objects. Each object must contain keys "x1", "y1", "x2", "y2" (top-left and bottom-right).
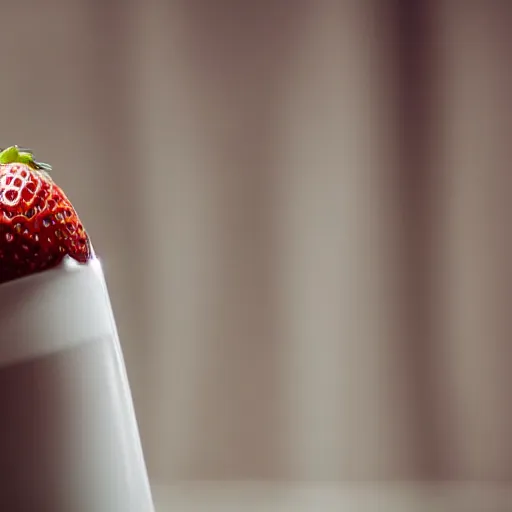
[{"x1": 0, "y1": 145, "x2": 52, "y2": 172}]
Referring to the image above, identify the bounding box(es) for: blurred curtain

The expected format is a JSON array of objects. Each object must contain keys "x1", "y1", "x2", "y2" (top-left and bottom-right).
[{"x1": 1, "y1": 0, "x2": 511, "y2": 485}]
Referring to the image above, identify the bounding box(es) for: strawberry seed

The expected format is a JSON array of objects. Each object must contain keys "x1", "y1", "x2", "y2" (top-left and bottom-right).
[{"x1": 5, "y1": 190, "x2": 18, "y2": 202}]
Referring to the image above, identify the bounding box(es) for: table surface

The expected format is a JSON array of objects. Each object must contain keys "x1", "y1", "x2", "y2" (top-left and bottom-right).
[{"x1": 151, "y1": 482, "x2": 512, "y2": 512}]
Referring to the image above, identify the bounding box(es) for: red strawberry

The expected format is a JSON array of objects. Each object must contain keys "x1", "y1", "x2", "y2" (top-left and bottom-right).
[{"x1": 0, "y1": 145, "x2": 92, "y2": 285}]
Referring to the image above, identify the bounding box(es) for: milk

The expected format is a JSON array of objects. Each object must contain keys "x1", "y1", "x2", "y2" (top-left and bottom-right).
[{"x1": 0, "y1": 258, "x2": 154, "y2": 511}]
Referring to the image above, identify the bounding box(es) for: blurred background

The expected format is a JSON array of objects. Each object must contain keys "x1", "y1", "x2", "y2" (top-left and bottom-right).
[{"x1": 1, "y1": 0, "x2": 511, "y2": 508}]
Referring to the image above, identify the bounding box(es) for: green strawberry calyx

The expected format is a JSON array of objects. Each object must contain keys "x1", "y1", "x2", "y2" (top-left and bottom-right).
[{"x1": 0, "y1": 145, "x2": 52, "y2": 172}]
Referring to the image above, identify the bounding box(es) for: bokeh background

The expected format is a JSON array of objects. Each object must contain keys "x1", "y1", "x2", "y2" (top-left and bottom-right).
[{"x1": 1, "y1": 0, "x2": 511, "y2": 509}]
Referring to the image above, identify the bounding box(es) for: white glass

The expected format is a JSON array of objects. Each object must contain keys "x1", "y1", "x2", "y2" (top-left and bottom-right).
[{"x1": 0, "y1": 257, "x2": 154, "y2": 511}]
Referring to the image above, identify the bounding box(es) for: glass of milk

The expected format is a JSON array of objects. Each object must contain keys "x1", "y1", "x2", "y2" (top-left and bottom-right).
[{"x1": 0, "y1": 257, "x2": 154, "y2": 511}]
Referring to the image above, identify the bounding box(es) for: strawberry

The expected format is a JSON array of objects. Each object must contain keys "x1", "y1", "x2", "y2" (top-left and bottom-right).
[{"x1": 0, "y1": 145, "x2": 92, "y2": 285}]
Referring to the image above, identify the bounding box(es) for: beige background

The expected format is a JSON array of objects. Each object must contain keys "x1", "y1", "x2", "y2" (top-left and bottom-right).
[{"x1": 0, "y1": 0, "x2": 511, "y2": 490}]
